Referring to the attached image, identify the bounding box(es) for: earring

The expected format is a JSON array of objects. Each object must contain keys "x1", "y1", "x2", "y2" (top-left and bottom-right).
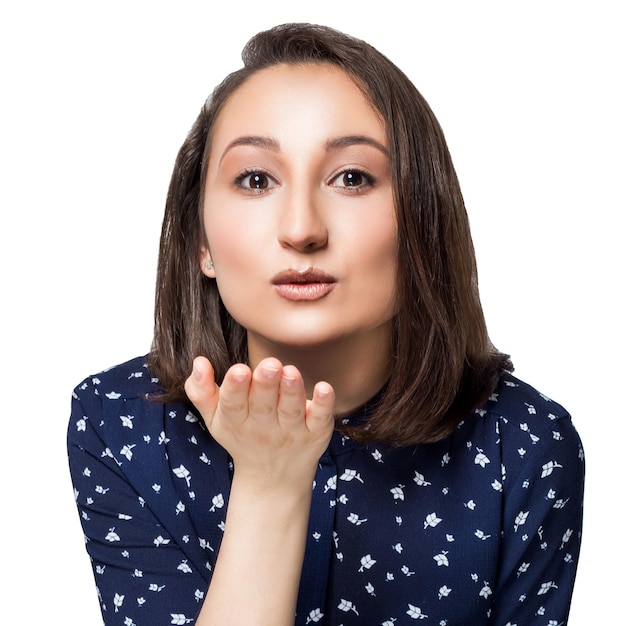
[{"x1": 204, "y1": 260, "x2": 214, "y2": 270}]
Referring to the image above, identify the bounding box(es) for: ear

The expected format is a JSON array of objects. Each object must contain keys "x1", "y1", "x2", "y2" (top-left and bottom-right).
[{"x1": 199, "y1": 247, "x2": 216, "y2": 278}]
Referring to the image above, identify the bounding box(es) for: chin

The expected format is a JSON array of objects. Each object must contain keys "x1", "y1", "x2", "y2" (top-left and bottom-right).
[
  {"x1": 246, "y1": 324, "x2": 347, "y2": 353},
  {"x1": 271, "y1": 332, "x2": 343, "y2": 350}
]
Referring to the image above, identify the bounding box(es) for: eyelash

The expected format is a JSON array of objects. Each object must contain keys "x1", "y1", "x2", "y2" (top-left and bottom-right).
[
  {"x1": 233, "y1": 167, "x2": 376, "y2": 194},
  {"x1": 330, "y1": 168, "x2": 376, "y2": 192},
  {"x1": 233, "y1": 168, "x2": 274, "y2": 193}
]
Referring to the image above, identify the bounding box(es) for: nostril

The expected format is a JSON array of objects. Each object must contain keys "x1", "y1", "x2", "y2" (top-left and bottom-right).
[{"x1": 277, "y1": 218, "x2": 328, "y2": 252}]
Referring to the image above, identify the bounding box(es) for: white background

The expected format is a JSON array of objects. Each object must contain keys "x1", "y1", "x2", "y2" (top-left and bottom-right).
[{"x1": 1, "y1": 1, "x2": 623, "y2": 623}]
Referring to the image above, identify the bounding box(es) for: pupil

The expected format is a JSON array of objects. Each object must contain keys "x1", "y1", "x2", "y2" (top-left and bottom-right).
[
  {"x1": 251, "y1": 174, "x2": 266, "y2": 189},
  {"x1": 344, "y1": 172, "x2": 362, "y2": 186}
]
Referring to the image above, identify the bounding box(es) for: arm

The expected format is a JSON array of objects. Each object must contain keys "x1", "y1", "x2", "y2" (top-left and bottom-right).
[
  {"x1": 492, "y1": 413, "x2": 585, "y2": 624},
  {"x1": 67, "y1": 377, "x2": 212, "y2": 625},
  {"x1": 184, "y1": 357, "x2": 335, "y2": 626}
]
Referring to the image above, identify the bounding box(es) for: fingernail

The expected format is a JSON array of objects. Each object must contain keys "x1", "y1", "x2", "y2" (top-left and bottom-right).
[
  {"x1": 316, "y1": 382, "x2": 333, "y2": 399},
  {"x1": 261, "y1": 364, "x2": 281, "y2": 379},
  {"x1": 282, "y1": 374, "x2": 298, "y2": 387},
  {"x1": 230, "y1": 366, "x2": 248, "y2": 383},
  {"x1": 192, "y1": 361, "x2": 202, "y2": 381}
]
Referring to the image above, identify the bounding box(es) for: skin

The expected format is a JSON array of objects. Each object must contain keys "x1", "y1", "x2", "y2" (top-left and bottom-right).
[
  {"x1": 200, "y1": 62, "x2": 397, "y2": 414},
  {"x1": 184, "y1": 63, "x2": 397, "y2": 625},
  {"x1": 186, "y1": 356, "x2": 335, "y2": 625}
]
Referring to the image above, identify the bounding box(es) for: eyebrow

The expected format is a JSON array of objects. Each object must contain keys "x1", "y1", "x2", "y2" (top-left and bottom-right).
[
  {"x1": 221, "y1": 136, "x2": 280, "y2": 161},
  {"x1": 220, "y1": 134, "x2": 389, "y2": 162},
  {"x1": 325, "y1": 135, "x2": 389, "y2": 157}
]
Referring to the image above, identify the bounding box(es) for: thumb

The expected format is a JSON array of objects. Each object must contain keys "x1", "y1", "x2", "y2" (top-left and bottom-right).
[{"x1": 184, "y1": 356, "x2": 220, "y2": 427}]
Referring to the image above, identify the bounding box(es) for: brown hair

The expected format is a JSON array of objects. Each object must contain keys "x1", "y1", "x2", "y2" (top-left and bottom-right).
[{"x1": 149, "y1": 23, "x2": 512, "y2": 446}]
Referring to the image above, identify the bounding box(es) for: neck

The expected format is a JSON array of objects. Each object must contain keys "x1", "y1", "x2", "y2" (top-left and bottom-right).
[{"x1": 247, "y1": 328, "x2": 392, "y2": 415}]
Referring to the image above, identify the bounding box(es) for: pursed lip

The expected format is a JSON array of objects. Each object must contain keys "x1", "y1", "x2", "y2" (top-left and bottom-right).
[
  {"x1": 271, "y1": 268, "x2": 337, "y2": 285},
  {"x1": 271, "y1": 268, "x2": 337, "y2": 301}
]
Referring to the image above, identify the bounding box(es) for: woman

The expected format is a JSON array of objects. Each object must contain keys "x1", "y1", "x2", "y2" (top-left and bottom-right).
[{"x1": 68, "y1": 23, "x2": 584, "y2": 625}]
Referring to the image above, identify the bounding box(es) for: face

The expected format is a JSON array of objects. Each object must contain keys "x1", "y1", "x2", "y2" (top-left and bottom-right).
[{"x1": 201, "y1": 63, "x2": 397, "y2": 361}]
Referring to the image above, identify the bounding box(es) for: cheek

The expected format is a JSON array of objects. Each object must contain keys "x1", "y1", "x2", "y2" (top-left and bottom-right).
[
  {"x1": 204, "y1": 206, "x2": 257, "y2": 268},
  {"x1": 362, "y1": 215, "x2": 398, "y2": 311},
  {"x1": 203, "y1": 187, "x2": 277, "y2": 262},
  {"x1": 358, "y1": 213, "x2": 397, "y2": 273},
  {"x1": 203, "y1": 210, "x2": 267, "y2": 316}
]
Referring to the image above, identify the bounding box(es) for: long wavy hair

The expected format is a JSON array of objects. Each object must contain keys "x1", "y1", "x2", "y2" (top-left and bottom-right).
[{"x1": 148, "y1": 23, "x2": 512, "y2": 446}]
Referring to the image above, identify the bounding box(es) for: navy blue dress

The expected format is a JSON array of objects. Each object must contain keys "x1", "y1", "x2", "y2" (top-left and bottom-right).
[{"x1": 67, "y1": 356, "x2": 584, "y2": 625}]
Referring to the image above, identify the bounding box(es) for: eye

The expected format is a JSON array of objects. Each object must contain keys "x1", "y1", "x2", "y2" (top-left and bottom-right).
[
  {"x1": 330, "y1": 169, "x2": 375, "y2": 191},
  {"x1": 234, "y1": 169, "x2": 276, "y2": 193}
]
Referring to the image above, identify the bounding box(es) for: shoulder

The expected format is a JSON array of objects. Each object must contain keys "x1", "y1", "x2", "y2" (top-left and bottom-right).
[
  {"x1": 482, "y1": 373, "x2": 569, "y2": 424},
  {"x1": 473, "y1": 372, "x2": 584, "y2": 483},
  {"x1": 72, "y1": 354, "x2": 160, "y2": 402},
  {"x1": 480, "y1": 372, "x2": 578, "y2": 439},
  {"x1": 68, "y1": 355, "x2": 170, "y2": 450}
]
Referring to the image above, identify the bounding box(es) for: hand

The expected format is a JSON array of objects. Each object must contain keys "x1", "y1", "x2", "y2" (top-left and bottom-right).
[
  {"x1": 184, "y1": 356, "x2": 335, "y2": 493},
  {"x1": 188, "y1": 357, "x2": 334, "y2": 624}
]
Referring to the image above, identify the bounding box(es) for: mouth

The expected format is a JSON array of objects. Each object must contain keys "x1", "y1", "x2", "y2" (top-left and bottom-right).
[{"x1": 271, "y1": 268, "x2": 337, "y2": 301}]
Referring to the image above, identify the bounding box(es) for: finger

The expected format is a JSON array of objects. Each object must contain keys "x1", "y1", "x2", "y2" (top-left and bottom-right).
[
  {"x1": 306, "y1": 382, "x2": 336, "y2": 434},
  {"x1": 248, "y1": 357, "x2": 283, "y2": 423},
  {"x1": 217, "y1": 363, "x2": 252, "y2": 425},
  {"x1": 184, "y1": 356, "x2": 219, "y2": 427},
  {"x1": 276, "y1": 365, "x2": 307, "y2": 427}
]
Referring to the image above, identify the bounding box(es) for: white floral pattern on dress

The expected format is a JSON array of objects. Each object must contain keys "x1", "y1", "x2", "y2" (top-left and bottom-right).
[{"x1": 68, "y1": 356, "x2": 584, "y2": 625}]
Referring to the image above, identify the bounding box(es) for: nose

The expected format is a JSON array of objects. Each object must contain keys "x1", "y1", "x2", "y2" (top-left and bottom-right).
[{"x1": 277, "y1": 186, "x2": 328, "y2": 252}]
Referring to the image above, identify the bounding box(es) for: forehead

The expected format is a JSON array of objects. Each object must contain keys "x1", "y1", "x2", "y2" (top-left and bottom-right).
[{"x1": 210, "y1": 63, "x2": 386, "y2": 147}]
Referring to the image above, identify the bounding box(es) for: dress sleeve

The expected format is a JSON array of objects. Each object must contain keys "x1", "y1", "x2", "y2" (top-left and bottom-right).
[
  {"x1": 67, "y1": 378, "x2": 208, "y2": 626},
  {"x1": 490, "y1": 413, "x2": 585, "y2": 625}
]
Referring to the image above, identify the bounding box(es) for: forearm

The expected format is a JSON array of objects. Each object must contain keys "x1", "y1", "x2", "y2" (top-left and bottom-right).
[
  {"x1": 196, "y1": 477, "x2": 313, "y2": 625},
  {"x1": 187, "y1": 357, "x2": 334, "y2": 625}
]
